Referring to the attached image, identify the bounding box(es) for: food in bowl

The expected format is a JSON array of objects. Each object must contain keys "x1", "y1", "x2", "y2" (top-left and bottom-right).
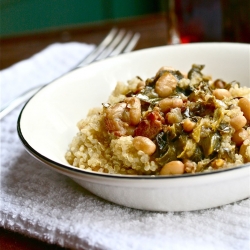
[{"x1": 65, "y1": 64, "x2": 250, "y2": 175}]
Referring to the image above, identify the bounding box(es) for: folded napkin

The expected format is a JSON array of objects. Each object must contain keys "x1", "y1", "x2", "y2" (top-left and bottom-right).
[{"x1": 0, "y1": 42, "x2": 249, "y2": 250}]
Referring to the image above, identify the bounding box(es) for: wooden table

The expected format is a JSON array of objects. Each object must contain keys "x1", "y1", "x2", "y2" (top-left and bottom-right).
[{"x1": 0, "y1": 13, "x2": 167, "y2": 249}]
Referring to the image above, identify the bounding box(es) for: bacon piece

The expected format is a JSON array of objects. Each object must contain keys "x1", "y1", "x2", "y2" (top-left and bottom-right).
[{"x1": 134, "y1": 108, "x2": 164, "y2": 139}]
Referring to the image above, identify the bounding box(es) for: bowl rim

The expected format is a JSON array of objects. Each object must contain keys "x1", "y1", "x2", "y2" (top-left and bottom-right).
[{"x1": 17, "y1": 42, "x2": 250, "y2": 180}]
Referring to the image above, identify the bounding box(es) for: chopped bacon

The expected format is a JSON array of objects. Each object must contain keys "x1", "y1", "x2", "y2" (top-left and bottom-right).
[{"x1": 134, "y1": 108, "x2": 165, "y2": 139}]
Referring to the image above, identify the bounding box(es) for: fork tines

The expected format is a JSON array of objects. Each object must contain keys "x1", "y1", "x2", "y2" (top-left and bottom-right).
[{"x1": 78, "y1": 28, "x2": 140, "y2": 67}]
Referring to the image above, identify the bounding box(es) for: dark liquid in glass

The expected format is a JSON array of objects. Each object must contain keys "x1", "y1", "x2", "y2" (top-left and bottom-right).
[{"x1": 165, "y1": 0, "x2": 250, "y2": 44}]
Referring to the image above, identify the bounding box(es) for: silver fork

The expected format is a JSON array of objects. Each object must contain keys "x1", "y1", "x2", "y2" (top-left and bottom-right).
[{"x1": 0, "y1": 28, "x2": 140, "y2": 120}]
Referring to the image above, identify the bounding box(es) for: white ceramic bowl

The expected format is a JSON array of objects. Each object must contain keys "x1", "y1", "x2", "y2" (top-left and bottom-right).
[{"x1": 18, "y1": 43, "x2": 250, "y2": 211}]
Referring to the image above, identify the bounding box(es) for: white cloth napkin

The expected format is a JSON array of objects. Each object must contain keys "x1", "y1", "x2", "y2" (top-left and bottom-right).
[{"x1": 0, "y1": 42, "x2": 250, "y2": 250}]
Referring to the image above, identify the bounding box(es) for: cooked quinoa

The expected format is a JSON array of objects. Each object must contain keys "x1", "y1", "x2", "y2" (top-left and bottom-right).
[{"x1": 65, "y1": 64, "x2": 250, "y2": 175}]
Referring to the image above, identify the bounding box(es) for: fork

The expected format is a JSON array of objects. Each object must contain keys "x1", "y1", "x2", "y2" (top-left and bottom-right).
[{"x1": 0, "y1": 28, "x2": 140, "y2": 120}]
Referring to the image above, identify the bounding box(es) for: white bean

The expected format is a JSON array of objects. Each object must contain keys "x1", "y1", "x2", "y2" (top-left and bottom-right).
[
  {"x1": 232, "y1": 128, "x2": 248, "y2": 146},
  {"x1": 166, "y1": 108, "x2": 182, "y2": 124},
  {"x1": 182, "y1": 118, "x2": 196, "y2": 132},
  {"x1": 160, "y1": 161, "x2": 185, "y2": 175},
  {"x1": 133, "y1": 136, "x2": 156, "y2": 155},
  {"x1": 124, "y1": 97, "x2": 141, "y2": 125},
  {"x1": 155, "y1": 66, "x2": 175, "y2": 78},
  {"x1": 238, "y1": 97, "x2": 250, "y2": 121},
  {"x1": 230, "y1": 114, "x2": 247, "y2": 131},
  {"x1": 155, "y1": 73, "x2": 177, "y2": 98},
  {"x1": 158, "y1": 98, "x2": 183, "y2": 113},
  {"x1": 239, "y1": 142, "x2": 250, "y2": 162},
  {"x1": 213, "y1": 89, "x2": 231, "y2": 100}
]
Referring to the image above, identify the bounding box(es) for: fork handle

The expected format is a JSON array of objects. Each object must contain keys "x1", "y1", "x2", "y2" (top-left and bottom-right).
[{"x1": 0, "y1": 86, "x2": 42, "y2": 120}]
